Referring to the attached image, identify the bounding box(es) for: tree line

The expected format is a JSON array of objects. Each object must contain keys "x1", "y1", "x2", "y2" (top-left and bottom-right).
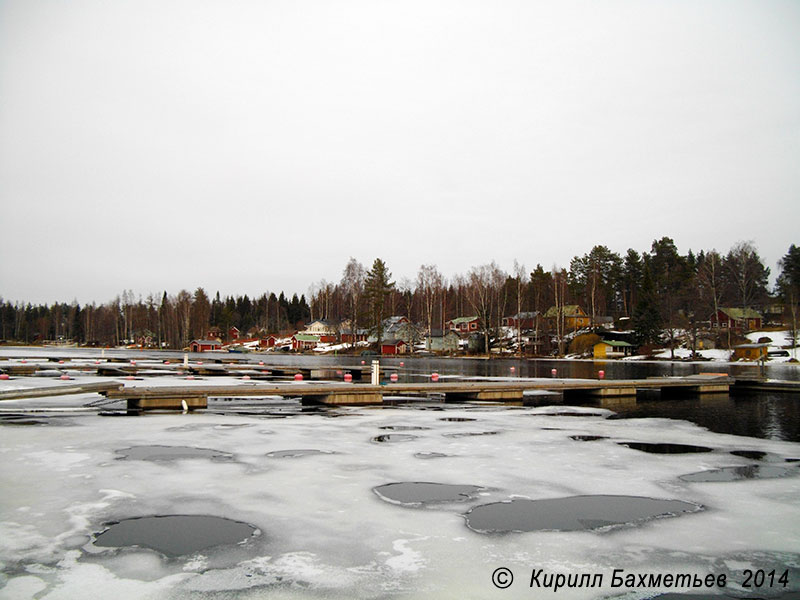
[{"x1": 2, "y1": 238, "x2": 798, "y2": 351}]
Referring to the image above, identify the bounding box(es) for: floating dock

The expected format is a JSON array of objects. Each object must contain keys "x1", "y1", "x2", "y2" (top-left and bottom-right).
[{"x1": 99, "y1": 375, "x2": 737, "y2": 410}]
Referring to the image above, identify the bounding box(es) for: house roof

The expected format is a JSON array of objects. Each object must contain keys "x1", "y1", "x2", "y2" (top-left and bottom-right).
[
  {"x1": 306, "y1": 319, "x2": 336, "y2": 327},
  {"x1": 381, "y1": 339, "x2": 407, "y2": 347},
  {"x1": 383, "y1": 316, "x2": 409, "y2": 326},
  {"x1": 448, "y1": 316, "x2": 479, "y2": 325},
  {"x1": 544, "y1": 305, "x2": 585, "y2": 318},
  {"x1": 506, "y1": 311, "x2": 538, "y2": 319},
  {"x1": 293, "y1": 334, "x2": 320, "y2": 342},
  {"x1": 597, "y1": 340, "x2": 633, "y2": 347},
  {"x1": 720, "y1": 308, "x2": 762, "y2": 320}
]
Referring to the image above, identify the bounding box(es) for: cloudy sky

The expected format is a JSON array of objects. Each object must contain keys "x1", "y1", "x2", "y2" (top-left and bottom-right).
[{"x1": 1, "y1": 0, "x2": 798, "y2": 304}]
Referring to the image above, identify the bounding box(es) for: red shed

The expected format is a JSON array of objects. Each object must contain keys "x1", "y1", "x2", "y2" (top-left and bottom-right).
[
  {"x1": 190, "y1": 339, "x2": 223, "y2": 353},
  {"x1": 381, "y1": 340, "x2": 408, "y2": 355}
]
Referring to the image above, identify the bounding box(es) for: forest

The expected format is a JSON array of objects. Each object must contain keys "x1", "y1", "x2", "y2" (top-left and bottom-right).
[{"x1": 2, "y1": 238, "x2": 798, "y2": 352}]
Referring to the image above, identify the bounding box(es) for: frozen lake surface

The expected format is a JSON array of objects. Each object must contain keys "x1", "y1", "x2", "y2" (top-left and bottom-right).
[{"x1": 2, "y1": 394, "x2": 800, "y2": 599}]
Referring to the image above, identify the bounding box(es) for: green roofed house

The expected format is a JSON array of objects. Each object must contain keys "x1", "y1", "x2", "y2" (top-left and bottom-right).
[
  {"x1": 711, "y1": 308, "x2": 762, "y2": 331},
  {"x1": 292, "y1": 333, "x2": 320, "y2": 351},
  {"x1": 445, "y1": 316, "x2": 480, "y2": 333},
  {"x1": 593, "y1": 339, "x2": 635, "y2": 359}
]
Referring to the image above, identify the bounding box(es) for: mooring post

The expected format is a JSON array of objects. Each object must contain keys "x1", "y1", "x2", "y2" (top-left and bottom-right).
[{"x1": 371, "y1": 360, "x2": 380, "y2": 385}]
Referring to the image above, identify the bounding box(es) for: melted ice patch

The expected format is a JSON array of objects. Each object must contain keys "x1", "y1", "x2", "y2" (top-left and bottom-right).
[
  {"x1": 93, "y1": 515, "x2": 257, "y2": 557},
  {"x1": 265, "y1": 449, "x2": 334, "y2": 458},
  {"x1": 371, "y1": 434, "x2": 418, "y2": 443},
  {"x1": 373, "y1": 482, "x2": 485, "y2": 507},
  {"x1": 414, "y1": 452, "x2": 448, "y2": 459},
  {"x1": 464, "y1": 495, "x2": 703, "y2": 533},
  {"x1": 618, "y1": 442, "x2": 713, "y2": 454},
  {"x1": 115, "y1": 446, "x2": 234, "y2": 462}
]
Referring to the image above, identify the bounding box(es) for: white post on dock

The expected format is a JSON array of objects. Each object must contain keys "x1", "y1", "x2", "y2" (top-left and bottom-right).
[
  {"x1": 183, "y1": 353, "x2": 189, "y2": 368},
  {"x1": 371, "y1": 360, "x2": 380, "y2": 385}
]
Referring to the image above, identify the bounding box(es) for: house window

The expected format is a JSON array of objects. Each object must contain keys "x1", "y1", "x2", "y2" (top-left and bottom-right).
[{"x1": 470, "y1": 323, "x2": 477, "y2": 330}]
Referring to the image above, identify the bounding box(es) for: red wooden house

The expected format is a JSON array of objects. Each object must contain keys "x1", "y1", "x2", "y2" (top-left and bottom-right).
[
  {"x1": 381, "y1": 340, "x2": 408, "y2": 355},
  {"x1": 260, "y1": 335, "x2": 277, "y2": 349},
  {"x1": 445, "y1": 316, "x2": 480, "y2": 333},
  {"x1": 711, "y1": 308, "x2": 762, "y2": 331},
  {"x1": 190, "y1": 339, "x2": 223, "y2": 352},
  {"x1": 502, "y1": 312, "x2": 538, "y2": 329}
]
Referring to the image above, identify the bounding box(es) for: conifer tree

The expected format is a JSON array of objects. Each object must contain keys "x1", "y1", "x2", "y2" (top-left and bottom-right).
[
  {"x1": 365, "y1": 258, "x2": 395, "y2": 346},
  {"x1": 632, "y1": 262, "x2": 662, "y2": 346}
]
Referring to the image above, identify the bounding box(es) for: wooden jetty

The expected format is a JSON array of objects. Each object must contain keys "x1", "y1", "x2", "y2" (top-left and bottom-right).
[
  {"x1": 1, "y1": 358, "x2": 379, "y2": 381},
  {"x1": 0, "y1": 381, "x2": 121, "y2": 401},
  {"x1": 3, "y1": 370, "x2": 798, "y2": 412},
  {"x1": 100, "y1": 375, "x2": 735, "y2": 410}
]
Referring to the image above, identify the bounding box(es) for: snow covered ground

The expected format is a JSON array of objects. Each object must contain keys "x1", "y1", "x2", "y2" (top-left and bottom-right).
[
  {"x1": 635, "y1": 330, "x2": 800, "y2": 363},
  {"x1": 1, "y1": 398, "x2": 799, "y2": 599}
]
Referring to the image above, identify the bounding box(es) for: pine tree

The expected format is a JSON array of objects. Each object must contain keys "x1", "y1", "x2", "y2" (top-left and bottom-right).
[
  {"x1": 632, "y1": 262, "x2": 662, "y2": 346},
  {"x1": 777, "y1": 244, "x2": 800, "y2": 346},
  {"x1": 365, "y1": 258, "x2": 395, "y2": 346}
]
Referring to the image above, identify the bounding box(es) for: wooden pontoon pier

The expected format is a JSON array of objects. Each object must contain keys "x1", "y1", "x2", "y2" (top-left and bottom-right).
[{"x1": 99, "y1": 375, "x2": 736, "y2": 410}]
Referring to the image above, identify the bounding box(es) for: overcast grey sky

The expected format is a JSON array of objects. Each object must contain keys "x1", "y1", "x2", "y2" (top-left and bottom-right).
[{"x1": 1, "y1": 0, "x2": 798, "y2": 305}]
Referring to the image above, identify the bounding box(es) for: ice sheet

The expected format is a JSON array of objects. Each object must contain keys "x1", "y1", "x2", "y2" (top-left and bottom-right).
[{"x1": 1, "y1": 404, "x2": 799, "y2": 599}]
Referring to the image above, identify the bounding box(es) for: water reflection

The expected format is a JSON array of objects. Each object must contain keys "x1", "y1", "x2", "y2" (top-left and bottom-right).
[
  {"x1": 612, "y1": 393, "x2": 800, "y2": 442},
  {"x1": 679, "y1": 465, "x2": 799, "y2": 482}
]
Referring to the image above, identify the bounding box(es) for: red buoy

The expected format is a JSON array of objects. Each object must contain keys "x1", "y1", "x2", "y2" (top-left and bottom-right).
[
  {"x1": 344, "y1": 373, "x2": 353, "y2": 382},
  {"x1": 551, "y1": 368, "x2": 557, "y2": 377},
  {"x1": 294, "y1": 373, "x2": 303, "y2": 381},
  {"x1": 0, "y1": 373, "x2": 10, "y2": 380},
  {"x1": 242, "y1": 375, "x2": 251, "y2": 380},
  {"x1": 60, "y1": 374, "x2": 71, "y2": 380},
  {"x1": 598, "y1": 370, "x2": 605, "y2": 379},
  {"x1": 431, "y1": 372, "x2": 439, "y2": 382},
  {"x1": 390, "y1": 373, "x2": 398, "y2": 382}
]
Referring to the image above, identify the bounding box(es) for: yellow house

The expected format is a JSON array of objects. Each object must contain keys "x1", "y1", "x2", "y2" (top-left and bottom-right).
[
  {"x1": 732, "y1": 343, "x2": 768, "y2": 361},
  {"x1": 593, "y1": 340, "x2": 634, "y2": 359},
  {"x1": 544, "y1": 305, "x2": 591, "y2": 331}
]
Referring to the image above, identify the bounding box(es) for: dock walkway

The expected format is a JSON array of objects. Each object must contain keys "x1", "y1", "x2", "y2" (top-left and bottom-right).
[{"x1": 102, "y1": 375, "x2": 734, "y2": 410}]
